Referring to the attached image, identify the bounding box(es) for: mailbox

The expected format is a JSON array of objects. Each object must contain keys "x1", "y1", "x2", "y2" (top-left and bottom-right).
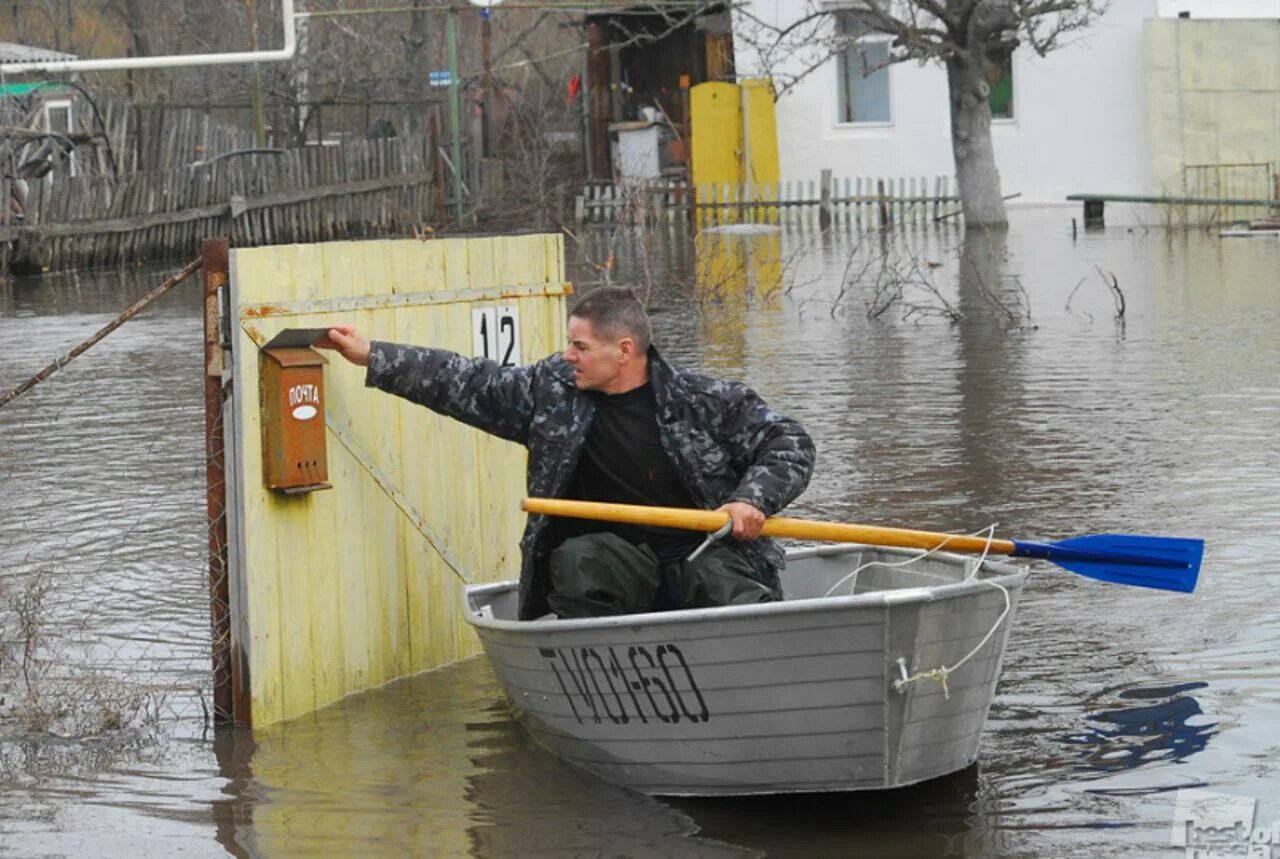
[{"x1": 260, "y1": 330, "x2": 331, "y2": 494}]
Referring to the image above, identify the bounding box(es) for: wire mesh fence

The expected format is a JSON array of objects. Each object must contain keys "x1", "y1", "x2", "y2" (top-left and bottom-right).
[{"x1": 0, "y1": 265, "x2": 218, "y2": 746}]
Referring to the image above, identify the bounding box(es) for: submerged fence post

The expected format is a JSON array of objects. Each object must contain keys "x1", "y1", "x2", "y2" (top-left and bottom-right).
[
  {"x1": 819, "y1": 169, "x2": 833, "y2": 231},
  {"x1": 202, "y1": 238, "x2": 238, "y2": 724}
]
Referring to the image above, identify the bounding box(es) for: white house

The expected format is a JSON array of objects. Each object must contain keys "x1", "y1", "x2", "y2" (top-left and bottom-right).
[{"x1": 732, "y1": 1, "x2": 1280, "y2": 206}]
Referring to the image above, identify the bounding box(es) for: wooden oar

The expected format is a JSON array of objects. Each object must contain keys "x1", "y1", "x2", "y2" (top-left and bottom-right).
[{"x1": 521, "y1": 497, "x2": 1203, "y2": 594}]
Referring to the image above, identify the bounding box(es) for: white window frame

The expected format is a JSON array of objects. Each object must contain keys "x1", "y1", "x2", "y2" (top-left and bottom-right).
[
  {"x1": 987, "y1": 50, "x2": 1017, "y2": 126},
  {"x1": 43, "y1": 98, "x2": 74, "y2": 134},
  {"x1": 835, "y1": 34, "x2": 894, "y2": 128},
  {"x1": 42, "y1": 98, "x2": 80, "y2": 176}
]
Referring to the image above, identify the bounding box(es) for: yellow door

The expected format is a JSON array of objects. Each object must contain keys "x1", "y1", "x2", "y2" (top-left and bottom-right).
[
  {"x1": 690, "y1": 81, "x2": 742, "y2": 191},
  {"x1": 741, "y1": 79, "x2": 780, "y2": 188},
  {"x1": 691, "y1": 79, "x2": 781, "y2": 223}
]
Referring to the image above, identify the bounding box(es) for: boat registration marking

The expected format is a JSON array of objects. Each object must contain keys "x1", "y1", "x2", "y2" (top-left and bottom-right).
[{"x1": 538, "y1": 643, "x2": 710, "y2": 726}]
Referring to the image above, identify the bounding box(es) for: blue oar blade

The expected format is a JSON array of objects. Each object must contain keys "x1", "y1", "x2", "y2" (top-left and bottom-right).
[{"x1": 1013, "y1": 534, "x2": 1204, "y2": 593}]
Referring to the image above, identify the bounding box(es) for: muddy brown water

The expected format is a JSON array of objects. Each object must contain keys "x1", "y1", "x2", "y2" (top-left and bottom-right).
[{"x1": 1, "y1": 210, "x2": 1277, "y2": 857}]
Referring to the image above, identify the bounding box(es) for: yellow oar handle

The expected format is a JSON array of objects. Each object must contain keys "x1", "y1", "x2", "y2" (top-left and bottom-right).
[{"x1": 521, "y1": 497, "x2": 1016, "y2": 556}]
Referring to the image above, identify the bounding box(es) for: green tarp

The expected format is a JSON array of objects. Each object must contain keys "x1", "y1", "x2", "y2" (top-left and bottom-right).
[{"x1": 0, "y1": 81, "x2": 67, "y2": 96}]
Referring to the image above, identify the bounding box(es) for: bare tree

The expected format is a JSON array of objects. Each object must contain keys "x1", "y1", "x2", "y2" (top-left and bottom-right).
[{"x1": 735, "y1": 0, "x2": 1108, "y2": 226}]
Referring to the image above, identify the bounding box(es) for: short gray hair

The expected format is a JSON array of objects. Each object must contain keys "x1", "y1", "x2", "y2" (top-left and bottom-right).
[{"x1": 569, "y1": 285, "x2": 652, "y2": 352}]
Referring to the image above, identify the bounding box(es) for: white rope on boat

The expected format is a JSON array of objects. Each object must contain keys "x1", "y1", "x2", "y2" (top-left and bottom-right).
[
  {"x1": 821, "y1": 524, "x2": 998, "y2": 599},
  {"x1": 887, "y1": 524, "x2": 1013, "y2": 700}
]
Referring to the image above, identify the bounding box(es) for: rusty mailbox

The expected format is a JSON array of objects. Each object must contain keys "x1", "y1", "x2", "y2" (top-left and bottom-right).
[{"x1": 260, "y1": 329, "x2": 332, "y2": 494}]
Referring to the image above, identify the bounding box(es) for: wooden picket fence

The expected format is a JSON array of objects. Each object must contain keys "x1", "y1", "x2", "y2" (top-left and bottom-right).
[
  {"x1": 118, "y1": 101, "x2": 260, "y2": 174},
  {"x1": 0, "y1": 133, "x2": 450, "y2": 273},
  {"x1": 576, "y1": 171, "x2": 962, "y2": 228},
  {"x1": 575, "y1": 178, "x2": 690, "y2": 223},
  {"x1": 0, "y1": 91, "x2": 257, "y2": 178}
]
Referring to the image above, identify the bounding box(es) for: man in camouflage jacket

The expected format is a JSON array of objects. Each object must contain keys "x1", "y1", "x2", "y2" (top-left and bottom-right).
[{"x1": 320, "y1": 290, "x2": 814, "y2": 621}]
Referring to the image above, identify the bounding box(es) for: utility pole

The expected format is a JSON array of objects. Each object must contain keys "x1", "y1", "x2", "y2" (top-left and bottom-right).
[
  {"x1": 245, "y1": 0, "x2": 268, "y2": 146},
  {"x1": 447, "y1": 7, "x2": 464, "y2": 224},
  {"x1": 293, "y1": 0, "x2": 310, "y2": 145},
  {"x1": 481, "y1": 8, "x2": 492, "y2": 159}
]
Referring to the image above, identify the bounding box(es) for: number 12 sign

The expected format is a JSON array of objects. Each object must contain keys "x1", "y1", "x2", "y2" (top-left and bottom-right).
[{"x1": 472, "y1": 306, "x2": 522, "y2": 367}]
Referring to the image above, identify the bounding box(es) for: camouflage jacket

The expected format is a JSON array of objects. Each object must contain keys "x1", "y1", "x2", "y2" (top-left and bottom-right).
[{"x1": 366, "y1": 342, "x2": 815, "y2": 620}]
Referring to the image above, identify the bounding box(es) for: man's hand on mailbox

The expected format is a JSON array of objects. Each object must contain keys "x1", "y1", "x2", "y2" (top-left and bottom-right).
[{"x1": 317, "y1": 326, "x2": 371, "y2": 367}]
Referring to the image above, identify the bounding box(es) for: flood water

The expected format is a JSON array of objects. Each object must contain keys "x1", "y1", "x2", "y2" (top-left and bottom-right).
[{"x1": 1, "y1": 209, "x2": 1278, "y2": 857}]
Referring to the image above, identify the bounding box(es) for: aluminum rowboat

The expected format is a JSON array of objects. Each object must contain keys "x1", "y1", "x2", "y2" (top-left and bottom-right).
[{"x1": 464, "y1": 544, "x2": 1028, "y2": 796}]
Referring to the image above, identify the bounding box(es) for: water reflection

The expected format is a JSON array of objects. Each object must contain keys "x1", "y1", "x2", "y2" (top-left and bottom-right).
[
  {"x1": 211, "y1": 654, "x2": 1010, "y2": 857},
  {"x1": 953, "y1": 227, "x2": 1028, "y2": 519},
  {"x1": 210, "y1": 728, "x2": 256, "y2": 859},
  {"x1": 1062, "y1": 682, "x2": 1216, "y2": 777},
  {"x1": 668, "y1": 765, "x2": 1011, "y2": 858},
  {"x1": 209, "y1": 657, "x2": 733, "y2": 857},
  {"x1": 691, "y1": 229, "x2": 786, "y2": 377}
]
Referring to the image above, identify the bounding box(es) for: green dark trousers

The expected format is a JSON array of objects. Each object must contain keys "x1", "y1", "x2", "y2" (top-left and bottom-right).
[{"x1": 547, "y1": 532, "x2": 778, "y2": 619}]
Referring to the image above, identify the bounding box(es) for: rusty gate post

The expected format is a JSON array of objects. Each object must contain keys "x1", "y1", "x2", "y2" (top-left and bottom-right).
[{"x1": 202, "y1": 238, "x2": 243, "y2": 724}]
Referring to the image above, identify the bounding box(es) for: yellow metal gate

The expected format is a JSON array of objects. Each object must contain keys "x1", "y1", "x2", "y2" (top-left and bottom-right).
[{"x1": 222, "y1": 235, "x2": 569, "y2": 726}]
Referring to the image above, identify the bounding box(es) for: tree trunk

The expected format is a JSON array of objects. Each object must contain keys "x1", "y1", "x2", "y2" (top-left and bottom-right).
[
  {"x1": 244, "y1": 0, "x2": 268, "y2": 147},
  {"x1": 290, "y1": 9, "x2": 311, "y2": 146},
  {"x1": 122, "y1": 0, "x2": 153, "y2": 58},
  {"x1": 402, "y1": 0, "x2": 433, "y2": 103},
  {"x1": 946, "y1": 53, "x2": 1008, "y2": 227},
  {"x1": 122, "y1": 0, "x2": 154, "y2": 103}
]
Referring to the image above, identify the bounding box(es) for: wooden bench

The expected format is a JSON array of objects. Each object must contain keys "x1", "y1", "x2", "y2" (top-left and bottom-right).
[{"x1": 1067, "y1": 193, "x2": 1280, "y2": 226}]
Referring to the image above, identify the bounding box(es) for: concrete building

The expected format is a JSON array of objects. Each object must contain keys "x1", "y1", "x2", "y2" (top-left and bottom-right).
[
  {"x1": 1145, "y1": 14, "x2": 1280, "y2": 201},
  {"x1": 732, "y1": 1, "x2": 1280, "y2": 207}
]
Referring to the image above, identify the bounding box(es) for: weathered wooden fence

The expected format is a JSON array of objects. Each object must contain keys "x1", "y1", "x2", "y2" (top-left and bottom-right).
[
  {"x1": 576, "y1": 172, "x2": 961, "y2": 228},
  {"x1": 0, "y1": 90, "x2": 257, "y2": 177},
  {"x1": 696, "y1": 173, "x2": 962, "y2": 228},
  {"x1": 575, "y1": 178, "x2": 691, "y2": 223},
  {"x1": 126, "y1": 103, "x2": 259, "y2": 173},
  {"x1": 0, "y1": 133, "x2": 450, "y2": 273}
]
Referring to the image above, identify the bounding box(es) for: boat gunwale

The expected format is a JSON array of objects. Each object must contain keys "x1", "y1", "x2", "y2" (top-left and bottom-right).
[{"x1": 464, "y1": 544, "x2": 1030, "y2": 636}]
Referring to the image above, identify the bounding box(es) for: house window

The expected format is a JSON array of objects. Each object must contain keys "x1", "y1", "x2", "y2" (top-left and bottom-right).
[
  {"x1": 44, "y1": 99, "x2": 74, "y2": 135},
  {"x1": 836, "y1": 13, "x2": 891, "y2": 124},
  {"x1": 42, "y1": 99, "x2": 79, "y2": 176},
  {"x1": 986, "y1": 51, "x2": 1014, "y2": 119}
]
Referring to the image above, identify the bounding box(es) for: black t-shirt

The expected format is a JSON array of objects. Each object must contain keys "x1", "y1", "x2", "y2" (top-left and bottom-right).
[{"x1": 555, "y1": 380, "x2": 701, "y2": 560}]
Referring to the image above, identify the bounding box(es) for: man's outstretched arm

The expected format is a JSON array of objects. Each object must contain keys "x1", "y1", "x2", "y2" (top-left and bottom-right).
[{"x1": 317, "y1": 325, "x2": 537, "y2": 445}]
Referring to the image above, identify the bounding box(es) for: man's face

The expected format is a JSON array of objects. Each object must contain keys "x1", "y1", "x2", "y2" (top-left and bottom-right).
[{"x1": 564, "y1": 316, "x2": 623, "y2": 391}]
